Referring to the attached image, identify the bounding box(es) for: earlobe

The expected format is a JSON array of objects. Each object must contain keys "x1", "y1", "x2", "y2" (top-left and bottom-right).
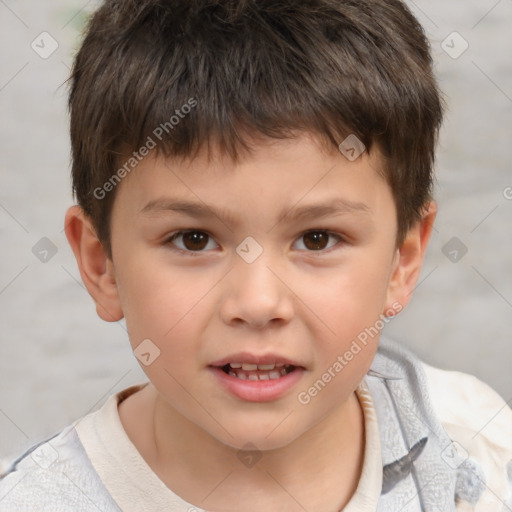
[
  {"x1": 64, "y1": 206, "x2": 124, "y2": 322},
  {"x1": 383, "y1": 201, "x2": 437, "y2": 314}
]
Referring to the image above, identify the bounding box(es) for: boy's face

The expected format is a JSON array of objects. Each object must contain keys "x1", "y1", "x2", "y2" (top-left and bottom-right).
[{"x1": 74, "y1": 132, "x2": 423, "y2": 451}]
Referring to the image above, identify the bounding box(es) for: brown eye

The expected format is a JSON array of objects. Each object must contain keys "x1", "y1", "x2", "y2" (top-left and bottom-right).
[
  {"x1": 181, "y1": 231, "x2": 209, "y2": 250},
  {"x1": 166, "y1": 230, "x2": 217, "y2": 254},
  {"x1": 303, "y1": 231, "x2": 330, "y2": 250},
  {"x1": 294, "y1": 230, "x2": 343, "y2": 252}
]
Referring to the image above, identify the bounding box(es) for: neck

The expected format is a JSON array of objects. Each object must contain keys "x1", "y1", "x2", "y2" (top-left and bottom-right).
[{"x1": 151, "y1": 387, "x2": 363, "y2": 511}]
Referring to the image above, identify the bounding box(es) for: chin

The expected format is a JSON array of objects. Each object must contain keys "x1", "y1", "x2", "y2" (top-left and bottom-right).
[{"x1": 209, "y1": 421, "x2": 305, "y2": 453}]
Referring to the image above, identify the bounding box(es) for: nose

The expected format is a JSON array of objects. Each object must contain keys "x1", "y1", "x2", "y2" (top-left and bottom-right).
[{"x1": 219, "y1": 252, "x2": 294, "y2": 329}]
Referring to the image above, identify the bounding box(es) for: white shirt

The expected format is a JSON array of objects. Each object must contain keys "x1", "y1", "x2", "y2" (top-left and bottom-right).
[
  {"x1": 73, "y1": 380, "x2": 382, "y2": 511},
  {"x1": 73, "y1": 365, "x2": 512, "y2": 511},
  {"x1": 1, "y1": 363, "x2": 511, "y2": 511}
]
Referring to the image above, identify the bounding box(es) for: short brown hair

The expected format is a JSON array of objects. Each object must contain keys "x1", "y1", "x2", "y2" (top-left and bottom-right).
[{"x1": 68, "y1": 0, "x2": 444, "y2": 255}]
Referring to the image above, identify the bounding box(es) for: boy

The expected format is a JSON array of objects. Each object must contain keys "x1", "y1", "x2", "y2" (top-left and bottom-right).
[{"x1": 1, "y1": 0, "x2": 511, "y2": 510}]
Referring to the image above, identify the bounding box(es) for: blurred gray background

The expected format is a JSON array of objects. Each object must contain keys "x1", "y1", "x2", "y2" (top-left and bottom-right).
[{"x1": 0, "y1": 0, "x2": 511, "y2": 462}]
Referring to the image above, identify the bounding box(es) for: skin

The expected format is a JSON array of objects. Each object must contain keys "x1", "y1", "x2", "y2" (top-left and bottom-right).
[{"x1": 65, "y1": 132, "x2": 436, "y2": 511}]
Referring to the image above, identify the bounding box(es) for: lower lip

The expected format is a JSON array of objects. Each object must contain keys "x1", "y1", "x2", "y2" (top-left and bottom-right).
[{"x1": 209, "y1": 366, "x2": 305, "y2": 402}]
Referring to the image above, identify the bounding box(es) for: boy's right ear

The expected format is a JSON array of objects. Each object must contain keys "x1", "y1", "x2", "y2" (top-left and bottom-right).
[{"x1": 64, "y1": 206, "x2": 124, "y2": 322}]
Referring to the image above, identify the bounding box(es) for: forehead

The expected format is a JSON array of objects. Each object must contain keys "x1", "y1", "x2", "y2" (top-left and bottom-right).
[{"x1": 114, "y1": 132, "x2": 391, "y2": 225}]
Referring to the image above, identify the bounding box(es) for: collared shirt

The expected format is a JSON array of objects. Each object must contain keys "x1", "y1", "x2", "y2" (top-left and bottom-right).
[
  {"x1": 1, "y1": 345, "x2": 511, "y2": 511},
  {"x1": 72, "y1": 380, "x2": 382, "y2": 511}
]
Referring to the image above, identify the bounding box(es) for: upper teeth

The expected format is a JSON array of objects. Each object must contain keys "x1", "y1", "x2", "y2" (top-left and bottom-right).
[{"x1": 230, "y1": 362, "x2": 284, "y2": 371}]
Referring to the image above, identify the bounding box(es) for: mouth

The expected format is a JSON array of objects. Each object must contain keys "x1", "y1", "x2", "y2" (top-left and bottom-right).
[
  {"x1": 219, "y1": 362, "x2": 297, "y2": 381},
  {"x1": 208, "y1": 355, "x2": 306, "y2": 402}
]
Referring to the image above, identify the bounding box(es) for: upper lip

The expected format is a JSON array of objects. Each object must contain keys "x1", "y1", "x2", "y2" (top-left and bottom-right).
[{"x1": 209, "y1": 352, "x2": 304, "y2": 368}]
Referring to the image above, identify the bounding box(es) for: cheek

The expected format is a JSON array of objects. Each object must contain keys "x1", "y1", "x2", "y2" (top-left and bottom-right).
[
  {"x1": 115, "y1": 252, "x2": 206, "y2": 352},
  {"x1": 308, "y1": 258, "x2": 391, "y2": 331},
  {"x1": 298, "y1": 255, "x2": 391, "y2": 384},
  {"x1": 294, "y1": 265, "x2": 385, "y2": 415},
  {"x1": 116, "y1": 259, "x2": 209, "y2": 396}
]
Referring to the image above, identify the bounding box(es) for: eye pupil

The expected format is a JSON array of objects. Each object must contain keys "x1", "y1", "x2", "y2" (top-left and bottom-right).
[
  {"x1": 183, "y1": 231, "x2": 208, "y2": 250},
  {"x1": 304, "y1": 231, "x2": 328, "y2": 250},
  {"x1": 170, "y1": 230, "x2": 339, "y2": 255}
]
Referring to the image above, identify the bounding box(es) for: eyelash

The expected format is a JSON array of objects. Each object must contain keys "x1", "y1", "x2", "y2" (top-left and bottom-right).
[{"x1": 163, "y1": 229, "x2": 345, "y2": 257}]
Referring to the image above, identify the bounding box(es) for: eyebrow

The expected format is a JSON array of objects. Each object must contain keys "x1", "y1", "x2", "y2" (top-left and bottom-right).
[{"x1": 140, "y1": 196, "x2": 370, "y2": 228}]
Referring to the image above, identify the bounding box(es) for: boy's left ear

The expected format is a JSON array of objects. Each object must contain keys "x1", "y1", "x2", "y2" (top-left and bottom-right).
[{"x1": 384, "y1": 201, "x2": 437, "y2": 314}]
